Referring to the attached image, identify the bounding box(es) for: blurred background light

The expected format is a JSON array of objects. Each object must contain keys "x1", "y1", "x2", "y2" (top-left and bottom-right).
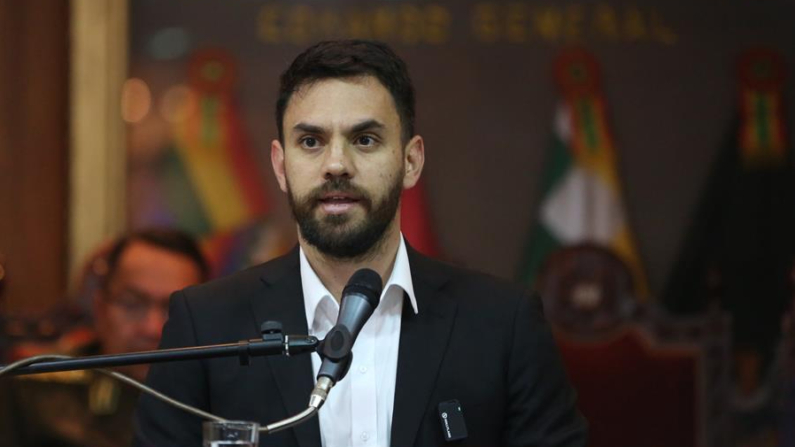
[
  {"x1": 147, "y1": 27, "x2": 191, "y2": 61},
  {"x1": 120, "y1": 78, "x2": 152, "y2": 123}
]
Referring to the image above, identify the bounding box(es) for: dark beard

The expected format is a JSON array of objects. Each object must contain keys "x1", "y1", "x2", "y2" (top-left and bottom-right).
[{"x1": 287, "y1": 175, "x2": 403, "y2": 260}]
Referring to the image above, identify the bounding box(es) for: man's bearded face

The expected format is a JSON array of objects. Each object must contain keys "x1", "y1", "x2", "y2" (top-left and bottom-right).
[{"x1": 287, "y1": 173, "x2": 403, "y2": 259}]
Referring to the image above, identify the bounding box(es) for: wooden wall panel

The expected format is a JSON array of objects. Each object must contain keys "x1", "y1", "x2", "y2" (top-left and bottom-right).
[{"x1": 0, "y1": 0, "x2": 69, "y2": 313}]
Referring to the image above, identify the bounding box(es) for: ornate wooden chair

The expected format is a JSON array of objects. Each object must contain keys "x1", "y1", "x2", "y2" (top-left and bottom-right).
[{"x1": 536, "y1": 243, "x2": 731, "y2": 447}]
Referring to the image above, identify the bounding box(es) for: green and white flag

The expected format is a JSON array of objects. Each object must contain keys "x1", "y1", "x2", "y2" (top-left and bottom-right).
[{"x1": 519, "y1": 49, "x2": 649, "y2": 299}]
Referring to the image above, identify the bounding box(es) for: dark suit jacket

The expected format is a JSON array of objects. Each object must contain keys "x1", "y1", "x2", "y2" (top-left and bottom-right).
[{"x1": 133, "y1": 246, "x2": 587, "y2": 447}]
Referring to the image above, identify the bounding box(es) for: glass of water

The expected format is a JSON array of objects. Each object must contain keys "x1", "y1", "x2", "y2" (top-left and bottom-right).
[{"x1": 202, "y1": 420, "x2": 259, "y2": 447}]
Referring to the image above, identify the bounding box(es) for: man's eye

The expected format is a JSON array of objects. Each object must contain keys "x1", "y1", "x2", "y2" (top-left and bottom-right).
[
  {"x1": 300, "y1": 137, "x2": 319, "y2": 148},
  {"x1": 110, "y1": 294, "x2": 148, "y2": 312},
  {"x1": 356, "y1": 135, "x2": 376, "y2": 146}
]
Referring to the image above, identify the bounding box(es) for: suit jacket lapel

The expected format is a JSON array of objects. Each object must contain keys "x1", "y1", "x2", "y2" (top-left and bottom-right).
[
  {"x1": 391, "y1": 248, "x2": 457, "y2": 447},
  {"x1": 249, "y1": 247, "x2": 321, "y2": 447}
]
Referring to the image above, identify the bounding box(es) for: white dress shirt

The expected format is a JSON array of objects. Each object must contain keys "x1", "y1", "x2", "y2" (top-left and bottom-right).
[{"x1": 300, "y1": 236, "x2": 418, "y2": 447}]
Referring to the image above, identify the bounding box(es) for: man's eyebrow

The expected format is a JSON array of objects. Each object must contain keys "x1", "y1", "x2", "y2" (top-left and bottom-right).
[
  {"x1": 293, "y1": 122, "x2": 325, "y2": 134},
  {"x1": 349, "y1": 119, "x2": 385, "y2": 134},
  {"x1": 292, "y1": 120, "x2": 385, "y2": 136},
  {"x1": 116, "y1": 285, "x2": 152, "y2": 299}
]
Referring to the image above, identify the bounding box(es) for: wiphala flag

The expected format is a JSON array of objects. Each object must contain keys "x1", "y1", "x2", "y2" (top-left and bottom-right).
[{"x1": 152, "y1": 49, "x2": 287, "y2": 276}]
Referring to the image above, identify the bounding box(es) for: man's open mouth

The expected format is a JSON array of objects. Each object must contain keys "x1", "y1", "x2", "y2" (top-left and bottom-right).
[{"x1": 317, "y1": 193, "x2": 361, "y2": 213}]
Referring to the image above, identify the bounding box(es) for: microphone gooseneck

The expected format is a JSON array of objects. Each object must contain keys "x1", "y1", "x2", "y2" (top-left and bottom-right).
[{"x1": 309, "y1": 268, "x2": 383, "y2": 410}]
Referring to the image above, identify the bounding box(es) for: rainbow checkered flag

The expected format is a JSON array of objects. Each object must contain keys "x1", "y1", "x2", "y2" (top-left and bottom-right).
[
  {"x1": 519, "y1": 49, "x2": 649, "y2": 299},
  {"x1": 151, "y1": 49, "x2": 288, "y2": 276}
]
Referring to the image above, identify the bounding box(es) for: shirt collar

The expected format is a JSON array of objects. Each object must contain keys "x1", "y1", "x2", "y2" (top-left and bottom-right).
[{"x1": 300, "y1": 235, "x2": 418, "y2": 328}]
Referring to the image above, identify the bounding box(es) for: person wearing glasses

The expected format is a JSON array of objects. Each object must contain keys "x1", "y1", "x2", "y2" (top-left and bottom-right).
[{"x1": 0, "y1": 228, "x2": 208, "y2": 447}]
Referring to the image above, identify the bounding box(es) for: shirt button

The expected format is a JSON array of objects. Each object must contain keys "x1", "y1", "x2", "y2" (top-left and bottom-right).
[
  {"x1": 361, "y1": 431, "x2": 369, "y2": 442},
  {"x1": 359, "y1": 366, "x2": 368, "y2": 374}
]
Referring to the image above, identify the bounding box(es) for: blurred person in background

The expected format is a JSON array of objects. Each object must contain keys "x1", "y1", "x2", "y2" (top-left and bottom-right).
[{"x1": 0, "y1": 228, "x2": 208, "y2": 447}]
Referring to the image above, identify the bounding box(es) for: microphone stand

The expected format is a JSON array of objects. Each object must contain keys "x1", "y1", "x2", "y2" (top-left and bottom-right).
[
  {"x1": 0, "y1": 321, "x2": 323, "y2": 434},
  {"x1": 1, "y1": 321, "x2": 317, "y2": 376}
]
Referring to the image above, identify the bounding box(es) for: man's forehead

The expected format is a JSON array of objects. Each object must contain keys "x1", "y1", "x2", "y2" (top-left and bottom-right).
[
  {"x1": 283, "y1": 75, "x2": 399, "y2": 127},
  {"x1": 110, "y1": 241, "x2": 201, "y2": 288},
  {"x1": 292, "y1": 74, "x2": 382, "y2": 99}
]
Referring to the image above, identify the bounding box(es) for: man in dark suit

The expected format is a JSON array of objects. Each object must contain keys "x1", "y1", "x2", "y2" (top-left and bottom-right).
[{"x1": 134, "y1": 40, "x2": 587, "y2": 447}]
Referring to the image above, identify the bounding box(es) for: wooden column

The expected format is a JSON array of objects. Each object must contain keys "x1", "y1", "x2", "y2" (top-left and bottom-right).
[{"x1": 69, "y1": 0, "x2": 128, "y2": 283}]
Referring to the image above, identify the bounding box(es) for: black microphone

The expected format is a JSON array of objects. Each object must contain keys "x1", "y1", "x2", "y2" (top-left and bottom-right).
[{"x1": 309, "y1": 268, "x2": 382, "y2": 409}]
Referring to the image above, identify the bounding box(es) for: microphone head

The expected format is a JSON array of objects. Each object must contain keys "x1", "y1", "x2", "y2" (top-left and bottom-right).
[
  {"x1": 317, "y1": 268, "x2": 382, "y2": 383},
  {"x1": 342, "y1": 268, "x2": 382, "y2": 309}
]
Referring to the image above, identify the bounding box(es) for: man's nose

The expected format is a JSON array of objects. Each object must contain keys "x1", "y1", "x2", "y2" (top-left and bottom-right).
[
  {"x1": 323, "y1": 141, "x2": 354, "y2": 179},
  {"x1": 140, "y1": 307, "x2": 168, "y2": 341}
]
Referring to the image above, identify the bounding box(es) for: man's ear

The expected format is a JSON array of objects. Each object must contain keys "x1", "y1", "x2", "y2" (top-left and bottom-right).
[
  {"x1": 403, "y1": 135, "x2": 425, "y2": 190},
  {"x1": 271, "y1": 139, "x2": 288, "y2": 193}
]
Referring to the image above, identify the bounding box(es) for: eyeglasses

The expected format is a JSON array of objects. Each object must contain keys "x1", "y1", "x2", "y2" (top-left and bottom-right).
[{"x1": 105, "y1": 290, "x2": 169, "y2": 321}]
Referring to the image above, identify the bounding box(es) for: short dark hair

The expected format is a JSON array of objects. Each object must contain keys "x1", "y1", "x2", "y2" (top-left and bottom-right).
[
  {"x1": 103, "y1": 228, "x2": 210, "y2": 288},
  {"x1": 276, "y1": 39, "x2": 416, "y2": 145}
]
